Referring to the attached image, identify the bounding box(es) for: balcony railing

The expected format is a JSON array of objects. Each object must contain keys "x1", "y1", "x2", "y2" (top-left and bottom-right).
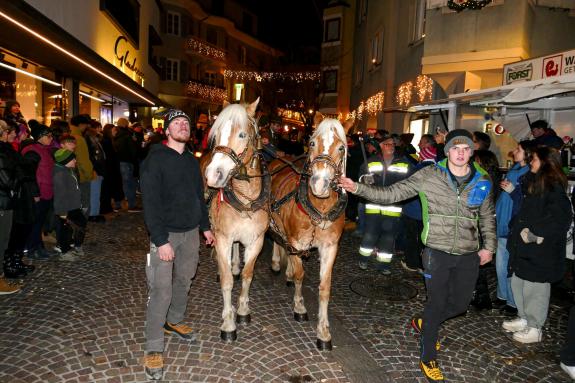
[
  {"x1": 185, "y1": 80, "x2": 227, "y2": 103},
  {"x1": 185, "y1": 37, "x2": 226, "y2": 62}
]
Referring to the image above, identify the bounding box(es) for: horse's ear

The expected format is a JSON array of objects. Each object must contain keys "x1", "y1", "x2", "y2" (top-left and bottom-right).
[
  {"x1": 223, "y1": 100, "x2": 230, "y2": 108},
  {"x1": 246, "y1": 97, "x2": 260, "y2": 117},
  {"x1": 342, "y1": 117, "x2": 355, "y2": 134},
  {"x1": 313, "y1": 112, "x2": 324, "y2": 127}
]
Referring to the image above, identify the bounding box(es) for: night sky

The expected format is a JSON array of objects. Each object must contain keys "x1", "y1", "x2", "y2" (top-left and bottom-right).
[{"x1": 256, "y1": 0, "x2": 327, "y2": 54}]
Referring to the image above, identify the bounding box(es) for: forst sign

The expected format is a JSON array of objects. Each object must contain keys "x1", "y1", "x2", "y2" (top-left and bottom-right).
[{"x1": 503, "y1": 49, "x2": 575, "y2": 85}]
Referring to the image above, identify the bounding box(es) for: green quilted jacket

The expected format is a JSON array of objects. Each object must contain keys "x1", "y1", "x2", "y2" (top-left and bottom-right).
[{"x1": 354, "y1": 159, "x2": 496, "y2": 255}]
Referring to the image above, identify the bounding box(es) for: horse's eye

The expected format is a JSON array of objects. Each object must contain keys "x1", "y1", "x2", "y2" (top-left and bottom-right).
[
  {"x1": 239, "y1": 132, "x2": 246, "y2": 139},
  {"x1": 339, "y1": 145, "x2": 345, "y2": 151},
  {"x1": 310, "y1": 141, "x2": 315, "y2": 147}
]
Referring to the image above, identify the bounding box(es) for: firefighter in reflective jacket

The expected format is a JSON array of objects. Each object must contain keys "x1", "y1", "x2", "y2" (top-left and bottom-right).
[{"x1": 357, "y1": 135, "x2": 413, "y2": 274}]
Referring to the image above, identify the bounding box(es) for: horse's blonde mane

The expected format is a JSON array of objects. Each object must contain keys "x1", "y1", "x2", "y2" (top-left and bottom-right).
[{"x1": 208, "y1": 103, "x2": 256, "y2": 142}]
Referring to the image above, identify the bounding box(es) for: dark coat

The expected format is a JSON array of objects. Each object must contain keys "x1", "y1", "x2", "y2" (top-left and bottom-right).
[
  {"x1": 13, "y1": 147, "x2": 40, "y2": 224},
  {"x1": 508, "y1": 177, "x2": 572, "y2": 283},
  {"x1": 113, "y1": 128, "x2": 138, "y2": 164},
  {"x1": 52, "y1": 164, "x2": 82, "y2": 216}
]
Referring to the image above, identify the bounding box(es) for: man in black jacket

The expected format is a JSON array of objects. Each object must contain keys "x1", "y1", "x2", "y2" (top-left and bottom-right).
[{"x1": 140, "y1": 109, "x2": 215, "y2": 380}]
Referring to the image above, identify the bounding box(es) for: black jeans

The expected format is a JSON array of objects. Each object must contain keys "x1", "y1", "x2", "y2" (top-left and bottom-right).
[
  {"x1": 421, "y1": 247, "x2": 479, "y2": 362},
  {"x1": 55, "y1": 209, "x2": 87, "y2": 253}
]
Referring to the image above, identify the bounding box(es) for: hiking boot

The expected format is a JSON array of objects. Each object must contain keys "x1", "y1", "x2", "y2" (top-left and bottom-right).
[
  {"x1": 0, "y1": 276, "x2": 21, "y2": 295},
  {"x1": 502, "y1": 317, "x2": 527, "y2": 333},
  {"x1": 420, "y1": 360, "x2": 444, "y2": 382},
  {"x1": 15, "y1": 253, "x2": 35, "y2": 273},
  {"x1": 3, "y1": 254, "x2": 28, "y2": 278},
  {"x1": 512, "y1": 327, "x2": 542, "y2": 344},
  {"x1": 411, "y1": 316, "x2": 440, "y2": 351},
  {"x1": 163, "y1": 322, "x2": 197, "y2": 341},
  {"x1": 144, "y1": 352, "x2": 163, "y2": 380}
]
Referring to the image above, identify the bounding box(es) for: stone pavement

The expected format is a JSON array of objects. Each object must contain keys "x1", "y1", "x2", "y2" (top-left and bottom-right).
[{"x1": 0, "y1": 211, "x2": 572, "y2": 383}]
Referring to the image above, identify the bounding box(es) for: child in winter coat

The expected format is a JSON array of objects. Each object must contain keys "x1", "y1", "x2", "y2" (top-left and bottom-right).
[{"x1": 52, "y1": 149, "x2": 87, "y2": 261}]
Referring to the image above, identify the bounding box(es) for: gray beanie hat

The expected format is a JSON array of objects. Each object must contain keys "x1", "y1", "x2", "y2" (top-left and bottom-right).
[{"x1": 444, "y1": 129, "x2": 474, "y2": 156}]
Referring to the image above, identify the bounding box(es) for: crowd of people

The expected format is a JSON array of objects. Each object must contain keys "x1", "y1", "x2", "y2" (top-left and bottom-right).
[
  {"x1": 2, "y1": 101, "x2": 575, "y2": 381},
  {"x1": 0, "y1": 100, "x2": 171, "y2": 294},
  {"x1": 340, "y1": 120, "x2": 575, "y2": 381}
]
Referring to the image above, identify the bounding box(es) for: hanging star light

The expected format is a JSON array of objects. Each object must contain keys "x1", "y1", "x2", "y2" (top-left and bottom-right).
[
  {"x1": 346, "y1": 91, "x2": 385, "y2": 121},
  {"x1": 186, "y1": 38, "x2": 226, "y2": 61}
]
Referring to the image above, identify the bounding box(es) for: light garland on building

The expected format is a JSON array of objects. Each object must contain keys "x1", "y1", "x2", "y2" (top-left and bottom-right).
[
  {"x1": 186, "y1": 81, "x2": 227, "y2": 103},
  {"x1": 223, "y1": 70, "x2": 321, "y2": 83},
  {"x1": 447, "y1": 0, "x2": 492, "y2": 12},
  {"x1": 186, "y1": 37, "x2": 226, "y2": 61},
  {"x1": 416, "y1": 75, "x2": 433, "y2": 102},
  {"x1": 397, "y1": 81, "x2": 413, "y2": 106},
  {"x1": 346, "y1": 91, "x2": 385, "y2": 121}
]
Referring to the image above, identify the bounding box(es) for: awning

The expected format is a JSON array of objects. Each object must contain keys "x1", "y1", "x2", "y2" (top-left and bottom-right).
[
  {"x1": 0, "y1": 1, "x2": 165, "y2": 106},
  {"x1": 449, "y1": 73, "x2": 575, "y2": 109}
]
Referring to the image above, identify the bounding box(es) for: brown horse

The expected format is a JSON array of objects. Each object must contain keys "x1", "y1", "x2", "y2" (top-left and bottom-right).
[
  {"x1": 269, "y1": 116, "x2": 353, "y2": 350},
  {"x1": 203, "y1": 98, "x2": 270, "y2": 342}
]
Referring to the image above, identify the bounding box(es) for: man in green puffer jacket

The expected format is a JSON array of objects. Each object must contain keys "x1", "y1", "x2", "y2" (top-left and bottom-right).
[{"x1": 339, "y1": 129, "x2": 496, "y2": 382}]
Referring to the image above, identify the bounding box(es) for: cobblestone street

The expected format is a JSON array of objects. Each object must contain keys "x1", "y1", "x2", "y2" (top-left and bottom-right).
[{"x1": 0, "y1": 211, "x2": 572, "y2": 382}]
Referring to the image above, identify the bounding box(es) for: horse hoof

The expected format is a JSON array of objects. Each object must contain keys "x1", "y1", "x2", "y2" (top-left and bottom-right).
[
  {"x1": 233, "y1": 274, "x2": 241, "y2": 282},
  {"x1": 286, "y1": 281, "x2": 294, "y2": 287},
  {"x1": 293, "y1": 312, "x2": 309, "y2": 322},
  {"x1": 236, "y1": 314, "x2": 251, "y2": 324},
  {"x1": 316, "y1": 338, "x2": 332, "y2": 351},
  {"x1": 220, "y1": 330, "x2": 237, "y2": 342},
  {"x1": 270, "y1": 267, "x2": 281, "y2": 276}
]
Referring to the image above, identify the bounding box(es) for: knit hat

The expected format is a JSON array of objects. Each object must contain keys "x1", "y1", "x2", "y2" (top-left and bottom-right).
[
  {"x1": 54, "y1": 148, "x2": 76, "y2": 165},
  {"x1": 29, "y1": 120, "x2": 51, "y2": 141},
  {"x1": 419, "y1": 146, "x2": 437, "y2": 161},
  {"x1": 444, "y1": 129, "x2": 474, "y2": 155},
  {"x1": 163, "y1": 109, "x2": 191, "y2": 131},
  {"x1": 59, "y1": 133, "x2": 76, "y2": 143}
]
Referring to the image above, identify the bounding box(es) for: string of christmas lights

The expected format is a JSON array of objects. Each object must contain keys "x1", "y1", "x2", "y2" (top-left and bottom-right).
[
  {"x1": 447, "y1": 0, "x2": 492, "y2": 12},
  {"x1": 186, "y1": 37, "x2": 226, "y2": 61},
  {"x1": 397, "y1": 82, "x2": 413, "y2": 106},
  {"x1": 416, "y1": 75, "x2": 433, "y2": 102},
  {"x1": 186, "y1": 81, "x2": 228, "y2": 103},
  {"x1": 346, "y1": 91, "x2": 385, "y2": 121},
  {"x1": 223, "y1": 70, "x2": 321, "y2": 83}
]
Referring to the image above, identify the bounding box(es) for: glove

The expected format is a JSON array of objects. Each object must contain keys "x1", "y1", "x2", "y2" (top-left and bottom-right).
[
  {"x1": 500, "y1": 180, "x2": 515, "y2": 193},
  {"x1": 520, "y1": 228, "x2": 544, "y2": 245}
]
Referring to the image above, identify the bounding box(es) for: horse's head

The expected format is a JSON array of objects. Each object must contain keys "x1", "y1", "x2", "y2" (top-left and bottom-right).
[
  {"x1": 205, "y1": 98, "x2": 259, "y2": 188},
  {"x1": 306, "y1": 116, "x2": 352, "y2": 198}
]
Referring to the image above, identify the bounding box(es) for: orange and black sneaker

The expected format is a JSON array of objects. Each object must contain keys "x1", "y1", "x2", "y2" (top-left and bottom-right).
[
  {"x1": 420, "y1": 360, "x2": 444, "y2": 382},
  {"x1": 163, "y1": 322, "x2": 197, "y2": 342},
  {"x1": 411, "y1": 316, "x2": 440, "y2": 351},
  {"x1": 144, "y1": 352, "x2": 163, "y2": 380}
]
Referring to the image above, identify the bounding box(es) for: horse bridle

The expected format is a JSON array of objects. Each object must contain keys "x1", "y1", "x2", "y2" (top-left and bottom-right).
[
  {"x1": 303, "y1": 153, "x2": 345, "y2": 189},
  {"x1": 212, "y1": 145, "x2": 250, "y2": 182}
]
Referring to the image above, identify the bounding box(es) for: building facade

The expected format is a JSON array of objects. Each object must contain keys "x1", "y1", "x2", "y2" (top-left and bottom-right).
[{"x1": 0, "y1": 0, "x2": 165, "y2": 126}]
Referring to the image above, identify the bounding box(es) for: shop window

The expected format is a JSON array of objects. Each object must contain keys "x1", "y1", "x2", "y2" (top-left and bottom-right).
[
  {"x1": 324, "y1": 18, "x2": 341, "y2": 43},
  {"x1": 323, "y1": 69, "x2": 338, "y2": 93},
  {"x1": 165, "y1": 59, "x2": 179, "y2": 82},
  {"x1": 167, "y1": 11, "x2": 180, "y2": 36},
  {"x1": 410, "y1": 0, "x2": 426, "y2": 43},
  {"x1": 370, "y1": 30, "x2": 384, "y2": 68},
  {"x1": 204, "y1": 72, "x2": 217, "y2": 86},
  {"x1": 100, "y1": 0, "x2": 140, "y2": 47}
]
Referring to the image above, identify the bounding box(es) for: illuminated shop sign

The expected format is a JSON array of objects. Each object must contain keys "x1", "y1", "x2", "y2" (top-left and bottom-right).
[{"x1": 114, "y1": 35, "x2": 145, "y2": 79}]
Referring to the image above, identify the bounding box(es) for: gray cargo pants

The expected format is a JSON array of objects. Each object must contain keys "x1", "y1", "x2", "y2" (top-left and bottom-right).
[{"x1": 145, "y1": 228, "x2": 200, "y2": 352}]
